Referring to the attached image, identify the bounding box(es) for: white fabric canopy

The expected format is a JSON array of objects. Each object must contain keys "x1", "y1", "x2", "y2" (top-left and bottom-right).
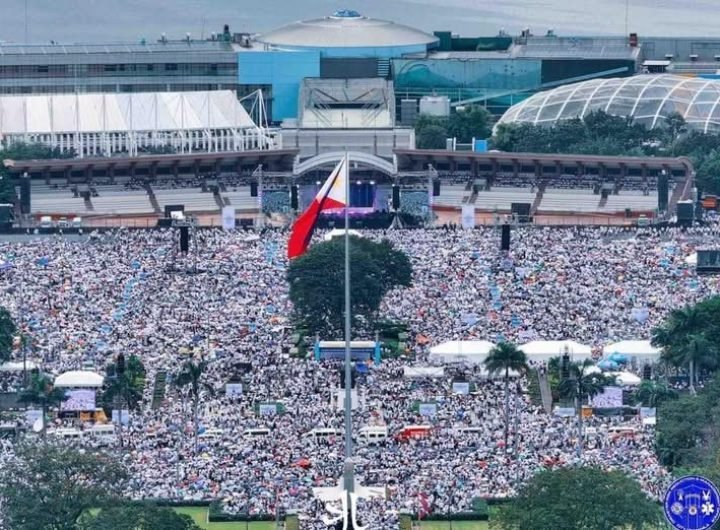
[
  {"x1": 324, "y1": 229, "x2": 362, "y2": 241},
  {"x1": 53, "y1": 370, "x2": 104, "y2": 388},
  {"x1": 603, "y1": 340, "x2": 661, "y2": 361},
  {"x1": 0, "y1": 91, "x2": 256, "y2": 135},
  {"x1": 428, "y1": 340, "x2": 495, "y2": 365},
  {"x1": 403, "y1": 367, "x2": 444, "y2": 378},
  {"x1": 520, "y1": 340, "x2": 592, "y2": 361},
  {"x1": 0, "y1": 360, "x2": 38, "y2": 372},
  {"x1": 610, "y1": 371, "x2": 642, "y2": 386},
  {"x1": 686, "y1": 253, "x2": 697, "y2": 265}
]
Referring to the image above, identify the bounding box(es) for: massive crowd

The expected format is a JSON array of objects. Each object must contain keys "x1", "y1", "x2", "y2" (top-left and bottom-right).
[{"x1": 1, "y1": 222, "x2": 719, "y2": 528}]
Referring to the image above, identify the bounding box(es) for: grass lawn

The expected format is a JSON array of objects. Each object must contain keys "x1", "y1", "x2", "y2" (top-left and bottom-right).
[
  {"x1": 172, "y1": 507, "x2": 275, "y2": 530},
  {"x1": 419, "y1": 522, "x2": 490, "y2": 530}
]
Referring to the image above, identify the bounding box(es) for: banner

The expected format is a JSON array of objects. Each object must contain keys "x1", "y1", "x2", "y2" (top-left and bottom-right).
[
  {"x1": 222, "y1": 206, "x2": 236, "y2": 231},
  {"x1": 452, "y1": 382, "x2": 470, "y2": 395},
  {"x1": 225, "y1": 383, "x2": 243, "y2": 397},
  {"x1": 62, "y1": 390, "x2": 96, "y2": 411},
  {"x1": 112, "y1": 409, "x2": 130, "y2": 426},
  {"x1": 258, "y1": 403, "x2": 278, "y2": 416},
  {"x1": 591, "y1": 386, "x2": 623, "y2": 408},
  {"x1": 554, "y1": 407, "x2": 576, "y2": 417},
  {"x1": 461, "y1": 205, "x2": 475, "y2": 229},
  {"x1": 640, "y1": 407, "x2": 657, "y2": 419},
  {"x1": 418, "y1": 403, "x2": 437, "y2": 417}
]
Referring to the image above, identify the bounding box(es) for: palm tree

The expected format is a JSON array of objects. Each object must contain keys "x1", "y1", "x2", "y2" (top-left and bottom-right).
[
  {"x1": 101, "y1": 354, "x2": 145, "y2": 446},
  {"x1": 653, "y1": 305, "x2": 716, "y2": 395},
  {"x1": 559, "y1": 359, "x2": 612, "y2": 457},
  {"x1": 176, "y1": 359, "x2": 214, "y2": 451},
  {"x1": 484, "y1": 342, "x2": 528, "y2": 450},
  {"x1": 18, "y1": 372, "x2": 67, "y2": 438},
  {"x1": 635, "y1": 380, "x2": 678, "y2": 408}
]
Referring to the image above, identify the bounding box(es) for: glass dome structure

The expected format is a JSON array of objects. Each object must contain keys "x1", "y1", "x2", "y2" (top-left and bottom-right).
[{"x1": 498, "y1": 74, "x2": 720, "y2": 133}]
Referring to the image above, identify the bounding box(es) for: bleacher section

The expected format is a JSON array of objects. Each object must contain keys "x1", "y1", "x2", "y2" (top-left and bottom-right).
[
  {"x1": 538, "y1": 189, "x2": 601, "y2": 213},
  {"x1": 433, "y1": 185, "x2": 471, "y2": 207},
  {"x1": 31, "y1": 194, "x2": 86, "y2": 215},
  {"x1": 599, "y1": 191, "x2": 659, "y2": 213},
  {"x1": 222, "y1": 189, "x2": 258, "y2": 211},
  {"x1": 474, "y1": 188, "x2": 536, "y2": 211},
  {"x1": 153, "y1": 189, "x2": 219, "y2": 213},
  {"x1": 92, "y1": 191, "x2": 154, "y2": 215}
]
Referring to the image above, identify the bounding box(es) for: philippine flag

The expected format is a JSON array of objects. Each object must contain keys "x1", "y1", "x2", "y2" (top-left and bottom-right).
[{"x1": 287, "y1": 156, "x2": 348, "y2": 259}]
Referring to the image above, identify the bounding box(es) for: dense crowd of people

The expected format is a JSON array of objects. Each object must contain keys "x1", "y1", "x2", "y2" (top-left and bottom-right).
[{"x1": 0, "y1": 222, "x2": 719, "y2": 527}]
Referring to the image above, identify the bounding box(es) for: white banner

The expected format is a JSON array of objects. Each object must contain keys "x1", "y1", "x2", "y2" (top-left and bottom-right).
[
  {"x1": 222, "y1": 206, "x2": 236, "y2": 231},
  {"x1": 461, "y1": 205, "x2": 475, "y2": 229},
  {"x1": 226, "y1": 383, "x2": 243, "y2": 397},
  {"x1": 591, "y1": 386, "x2": 623, "y2": 408},
  {"x1": 418, "y1": 403, "x2": 437, "y2": 417},
  {"x1": 452, "y1": 382, "x2": 470, "y2": 395}
]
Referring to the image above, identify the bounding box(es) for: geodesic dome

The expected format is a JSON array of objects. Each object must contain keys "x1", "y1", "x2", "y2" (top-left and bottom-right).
[{"x1": 498, "y1": 74, "x2": 720, "y2": 133}]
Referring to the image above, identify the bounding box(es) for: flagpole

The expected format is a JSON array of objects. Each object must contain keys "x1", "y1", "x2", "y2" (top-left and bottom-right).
[{"x1": 343, "y1": 151, "x2": 354, "y2": 500}]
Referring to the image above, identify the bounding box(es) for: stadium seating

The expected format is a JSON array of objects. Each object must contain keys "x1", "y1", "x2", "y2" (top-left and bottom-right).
[
  {"x1": 91, "y1": 191, "x2": 154, "y2": 215},
  {"x1": 600, "y1": 191, "x2": 659, "y2": 213},
  {"x1": 433, "y1": 185, "x2": 471, "y2": 207},
  {"x1": 223, "y1": 189, "x2": 258, "y2": 211},
  {"x1": 474, "y1": 188, "x2": 536, "y2": 212},
  {"x1": 538, "y1": 189, "x2": 601, "y2": 213},
  {"x1": 153, "y1": 189, "x2": 218, "y2": 213}
]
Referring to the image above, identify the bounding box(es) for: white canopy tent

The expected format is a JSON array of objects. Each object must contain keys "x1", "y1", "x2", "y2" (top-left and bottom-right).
[
  {"x1": 53, "y1": 370, "x2": 104, "y2": 388},
  {"x1": 403, "y1": 367, "x2": 444, "y2": 378},
  {"x1": 603, "y1": 340, "x2": 662, "y2": 363},
  {"x1": 520, "y1": 340, "x2": 593, "y2": 362},
  {"x1": 610, "y1": 371, "x2": 642, "y2": 386},
  {"x1": 428, "y1": 340, "x2": 496, "y2": 365},
  {"x1": 0, "y1": 360, "x2": 38, "y2": 372},
  {"x1": 0, "y1": 90, "x2": 277, "y2": 157},
  {"x1": 323, "y1": 229, "x2": 362, "y2": 241}
]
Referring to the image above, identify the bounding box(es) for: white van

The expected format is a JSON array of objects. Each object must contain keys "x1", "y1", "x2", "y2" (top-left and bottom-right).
[
  {"x1": 357, "y1": 426, "x2": 388, "y2": 444},
  {"x1": 243, "y1": 428, "x2": 271, "y2": 438},
  {"x1": 87, "y1": 424, "x2": 117, "y2": 445},
  {"x1": 303, "y1": 428, "x2": 342, "y2": 440},
  {"x1": 49, "y1": 428, "x2": 83, "y2": 441}
]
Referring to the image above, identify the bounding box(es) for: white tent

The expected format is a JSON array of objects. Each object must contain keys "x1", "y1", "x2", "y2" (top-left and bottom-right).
[
  {"x1": 324, "y1": 229, "x2": 362, "y2": 241},
  {"x1": 403, "y1": 366, "x2": 444, "y2": 378},
  {"x1": 610, "y1": 371, "x2": 642, "y2": 386},
  {"x1": 0, "y1": 90, "x2": 275, "y2": 157},
  {"x1": 519, "y1": 340, "x2": 592, "y2": 362},
  {"x1": 428, "y1": 340, "x2": 495, "y2": 365},
  {"x1": 53, "y1": 370, "x2": 104, "y2": 388},
  {"x1": 686, "y1": 253, "x2": 697, "y2": 265},
  {"x1": 0, "y1": 360, "x2": 38, "y2": 372},
  {"x1": 603, "y1": 340, "x2": 661, "y2": 362}
]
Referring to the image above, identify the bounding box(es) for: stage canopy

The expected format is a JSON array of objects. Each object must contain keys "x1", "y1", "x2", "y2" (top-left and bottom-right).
[
  {"x1": 520, "y1": 340, "x2": 592, "y2": 362},
  {"x1": 603, "y1": 340, "x2": 661, "y2": 362},
  {"x1": 53, "y1": 370, "x2": 104, "y2": 388},
  {"x1": 428, "y1": 340, "x2": 495, "y2": 365},
  {"x1": 610, "y1": 371, "x2": 643, "y2": 386}
]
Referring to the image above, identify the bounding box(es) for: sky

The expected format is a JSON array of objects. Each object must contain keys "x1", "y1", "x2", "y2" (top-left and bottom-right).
[{"x1": 0, "y1": 0, "x2": 718, "y2": 44}]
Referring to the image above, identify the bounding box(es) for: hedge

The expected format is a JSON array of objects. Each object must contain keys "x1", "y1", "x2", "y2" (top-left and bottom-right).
[{"x1": 286, "y1": 514, "x2": 299, "y2": 530}]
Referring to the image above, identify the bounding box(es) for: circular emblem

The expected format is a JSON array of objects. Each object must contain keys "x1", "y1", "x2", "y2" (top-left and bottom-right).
[{"x1": 664, "y1": 476, "x2": 720, "y2": 530}]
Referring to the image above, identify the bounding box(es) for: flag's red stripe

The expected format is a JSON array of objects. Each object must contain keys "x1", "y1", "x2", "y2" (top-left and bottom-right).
[{"x1": 287, "y1": 196, "x2": 345, "y2": 259}]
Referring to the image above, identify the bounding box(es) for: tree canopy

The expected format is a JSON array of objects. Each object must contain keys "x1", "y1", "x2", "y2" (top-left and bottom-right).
[
  {"x1": 0, "y1": 444, "x2": 127, "y2": 530},
  {"x1": 0, "y1": 306, "x2": 16, "y2": 363},
  {"x1": 287, "y1": 236, "x2": 412, "y2": 337},
  {"x1": 88, "y1": 503, "x2": 200, "y2": 530},
  {"x1": 414, "y1": 105, "x2": 493, "y2": 149},
  {"x1": 491, "y1": 467, "x2": 661, "y2": 530}
]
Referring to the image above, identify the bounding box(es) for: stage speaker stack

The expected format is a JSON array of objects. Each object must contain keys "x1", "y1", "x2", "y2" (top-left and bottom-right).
[
  {"x1": 432, "y1": 180, "x2": 441, "y2": 197},
  {"x1": 290, "y1": 185, "x2": 298, "y2": 210},
  {"x1": 676, "y1": 201, "x2": 694, "y2": 225},
  {"x1": 561, "y1": 353, "x2": 570, "y2": 380},
  {"x1": 179, "y1": 226, "x2": 189, "y2": 253},
  {"x1": 658, "y1": 173, "x2": 669, "y2": 212},
  {"x1": 500, "y1": 224, "x2": 510, "y2": 251},
  {"x1": 250, "y1": 182, "x2": 258, "y2": 197},
  {"x1": 20, "y1": 175, "x2": 30, "y2": 215},
  {"x1": 392, "y1": 185, "x2": 400, "y2": 210}
]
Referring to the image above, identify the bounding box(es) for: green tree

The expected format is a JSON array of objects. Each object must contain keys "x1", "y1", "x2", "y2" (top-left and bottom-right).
[
  {"x1": 100, "y1": 354, "x2": 146, "y2": 445},
  {"x1": 176, "y1": 358, "x2": 213, "y2": 451},
  {"x1": 559, "y1": 359, "x2": 611, "y2": 456},
  {"x1": 89, "y1": 503, "x2": 201, "y2": 530},
  {"x1": 287, "y1": 237, "x2": 412, "y2": 336},
  {"x1": 0, "y1": 444, "x2": 127, "y2": 530},
  {"x1": 17, "y1": 371, "x2": 67, "y2": 437},
  {"x1": 484, "y1": 342, "x2": 528, "y2": 450},
  {"x1": 0, "y1": 306, "x2": 16, "y2": 363},
  {"x1": 634, "y1": 380, "x2": 678, "y2": 408},
  {"x1": 448, "y1": 105, "x2": 492, "y2": 143},
  {"x1": 416, "y1": 124, "x2": 448, "y2": 149},
  {"x1": 491, "y1": 467, "x2": 661, "y2": 530},
  {"x1": 652, "y1": 304, "x2": 718, "y2": 394},
  {"x1": 696, "y1": 150, "x2": 720, "y2": 195},
  {"x1": 0, "y1": 173, "x2": 15, "y2": 205}
]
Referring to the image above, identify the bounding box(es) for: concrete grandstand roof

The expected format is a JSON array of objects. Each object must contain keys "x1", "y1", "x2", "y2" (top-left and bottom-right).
[
  {"x1": 0, "y1": 91, "x2": 255, "y2": 135},
  {"x1": 256, "y1": 10, "x2": 438, "y2": 49}
]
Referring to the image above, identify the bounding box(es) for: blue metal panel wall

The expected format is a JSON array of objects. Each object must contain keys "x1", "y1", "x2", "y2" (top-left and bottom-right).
[{"x1": 238, "y1": 50, "x2": 320, "y2": 122}]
